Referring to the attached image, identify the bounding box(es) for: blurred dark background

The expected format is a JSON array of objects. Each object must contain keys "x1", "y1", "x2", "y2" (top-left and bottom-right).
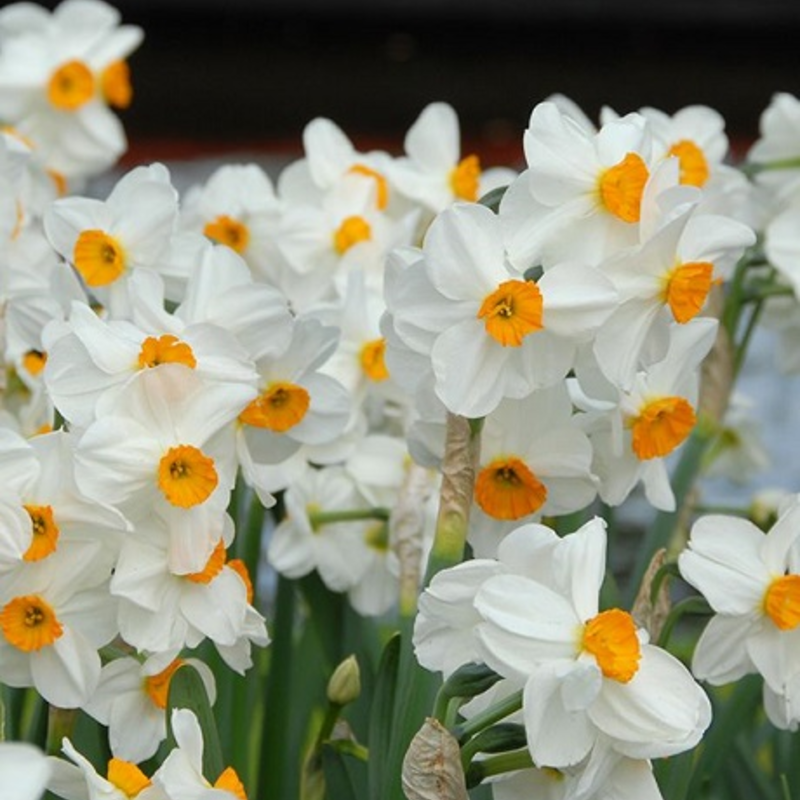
[{"x1": 32, "y1": 0, "x2": 800, "y2": 164}]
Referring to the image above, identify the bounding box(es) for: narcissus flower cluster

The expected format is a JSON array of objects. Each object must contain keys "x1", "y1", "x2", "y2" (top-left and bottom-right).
[{"x1": 3, "y1": 1, "x2": 800, "y2": 798}]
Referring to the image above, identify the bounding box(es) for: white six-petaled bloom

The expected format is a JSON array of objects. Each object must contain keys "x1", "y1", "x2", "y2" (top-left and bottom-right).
[{"x1": 679, "y1": 495, "x2": 800, "y2": 730}]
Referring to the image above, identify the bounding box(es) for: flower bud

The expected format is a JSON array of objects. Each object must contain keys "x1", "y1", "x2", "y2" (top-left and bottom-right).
[{"x1": 327, "y1": 655, "x2": 361, "y2": 706}]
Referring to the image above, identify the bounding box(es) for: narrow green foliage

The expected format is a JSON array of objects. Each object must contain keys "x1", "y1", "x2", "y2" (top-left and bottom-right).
[
  {"x1": 368, "y1": 634, "x2": 400, "y2": 800},
  {"x1": 166, "y1": 662, "x2": 225, "y2": 782}
]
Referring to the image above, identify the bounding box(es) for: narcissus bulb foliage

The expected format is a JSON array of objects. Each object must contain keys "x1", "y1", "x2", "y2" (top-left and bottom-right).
[
  {"x1": 388, "y1": 201, "x2": 617, "y2": 418},
  {"x1": 679, "y1": 495, "x2": 800, "y2": 730},
  {"x1": 471, "y1": 519, "x2": 711, "y2": 768},
  {"x1": 0, "y1": 0, "x2": 143, "y2": 180}
]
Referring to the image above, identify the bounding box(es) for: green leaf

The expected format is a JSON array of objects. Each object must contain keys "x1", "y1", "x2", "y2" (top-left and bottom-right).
[
  {"x1": 321, "y1": 743, "x2": 362, "y2": 800},
  {"x1": 368, "y1": 633, "x2": 400, "y2": 800},
  {"x1": 167, "y1": 662, "x2": 225, "y2": 782}
]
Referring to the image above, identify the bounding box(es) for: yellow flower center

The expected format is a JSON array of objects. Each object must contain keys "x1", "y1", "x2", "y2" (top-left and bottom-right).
[
  {"x1": 73, "y1": 230, "x2": 126, "y2": 287},
  {"x1": 477, "y1": 280, "x2": 543, "y2": 347},
  {"x1": 157, "y1": 444, "x2": 218, "y2": 508},
  {"x1": 449, "y1": 154, "x2": 481, "y2": 202},
  {"x1": 661, "y1": 261, "x2": 715, "y2": 324},
  {"x1": 360, "y1": 338, "x2": 389, "y2": 382},
  {"x1": 214, "y1": 767, "x2": 248, "y2": 800},
  {"x1": 203, "y1": 214, "x2": 250, "y2": 254},
  {"x1": 107, "y1": 758, "x2": 151, "y2": 798},
  {"x1": 667, "y1": 140, "x2": 710, "y2": 188},
  {"x1": 185, "y1": 539, "x2": 227, "y2": 585},
  {"x1": 763, "y1": 575, "x2": 800, "y2": 631},
  {"x1": 474, "y1": 457, "x2": 548, "y2": 520},
  {"x1": 582, "y1": 608, "x2": 641, "y2": 683},
  {"x1": 227, "y1": 558, "x2": 254, "y2": 603},
  {"x1": 0, "y1": 595, "x2": 63, "y2": 652},
  {"x1": 144, "y1": 658, "x2": 184, "y2": 709},
  {"x1": 333, "y1": 215, "x2": 372, "y2": 255},
  {"x1": 630, "y1": 396, "x2": 696, "y2": 460},
  {"x1": 23, "y1": 504, "x2": 59, "y2": 562},
  {"x1": 101, "y1": 60, "x2": 132, "y2": 109},
  {"x1": 238, "y1": 382, "x2": 310, "y2": 433},
  {"x1": 22, "y1": 350, "x2": 47, "y2": 377},
  {"x1": 349, "y1": 164, "x2": 389, "y2": 210},
  {"x1": 597, "y1": 152, "x2": 649, "y2": 223},
  {"x1": 137, "y1": 335, "x2": 197, "y2": 370},
  {"x1": 47, "y1": 60, "x2": 95, "y2": 111}
]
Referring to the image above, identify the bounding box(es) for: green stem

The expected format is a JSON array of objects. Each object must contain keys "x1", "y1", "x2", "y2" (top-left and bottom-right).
[
  {"x1": 329, "y1": 738, "x2": 370, "y2": 762},
  {"x1": 45, "y1": 707, "x2": 77, "y2": 755},
  {"x1": 466, "y1": 748, "x2": 534, "y2": 787},
  {"x1": 308, "y1": 508, "x2": 390, "y2": 527},
  {"x1": 745, "y1": 156, "x2": 800, "y2": 175},
  {"x1": 453, "y1": 690, "x2": 523, "y2": 744},
  {"x1": 315, "y1": 702, "x2": 343, "y2": 749},
  {"x1": 692, "y1": 504, "x2": 749, "y2": 516},
  {"x1": 657, "y1": 596, "x2": 713, "y2": 648}
]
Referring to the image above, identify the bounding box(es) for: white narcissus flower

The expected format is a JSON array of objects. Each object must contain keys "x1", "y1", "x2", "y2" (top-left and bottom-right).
[
  {"x1": 44, "y1": 271, "x2": 259, "y2": 429},
  {"x1": 474, "y1": 518, "x2": 710, "y2": 768},
  {"x1": 0, "y1": 540, "x2": 116, "y2": 708},
  {"x1": 0, "y1": 742, "x2": 51, "y2": 800},
  {"x1": 74, "y1": 364, "x2": 255, "y2": 573},
  {"x1": 581, "y1": 317, "x2": 717, "y2": 511},
  {"x1": 501, "y1": 102, "x2": 654, "y2": 269},
  {"x1": 388, "y1": 101, "x2": 516, "y2": 214},
  {"x1": 0, "y1": 0, "x2": 143, "y2": 181},
  {"x1": 0, "y1": 428, "x2": 127, "y2": 576},
  {"x1": 267, "y1": 464, "x2": 373, "y2": 593},
  {"x1": 155, "y1": 709, "x2": 248, "y2": 800},
  {"x1": 48, "y1": 737, "x2": 168, "y2": 800},
  {"x1": 110, "y1": 513, "x2": 261, "y2": 656},
  {"x1": 593, "y1": 161, "x2": 754, "y2": 390},
  {"x1": 236, "y1": 316, "x2": 351, "y2": 497},
  {"x1": 678, "y1": 495, "x2": 800, "y2": 730},
  {"x1": 82, "y1": 654, "x2": 216, "y2": 764},
  {"x1": 180, "y1": 163, "x2": 283, "y2": 283},
  {"x1": 468, "y1": 383, "x2": 597, "y2": 558},
  {"x1": 391, "y1": 201, "x2": 616, "y2": 419},
  {"x1": 492, "y1": 743, "x2": 664, "y2": 800},
  {"x1": 43, "y1": 164, "x2": 179, "y2": 316}
]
